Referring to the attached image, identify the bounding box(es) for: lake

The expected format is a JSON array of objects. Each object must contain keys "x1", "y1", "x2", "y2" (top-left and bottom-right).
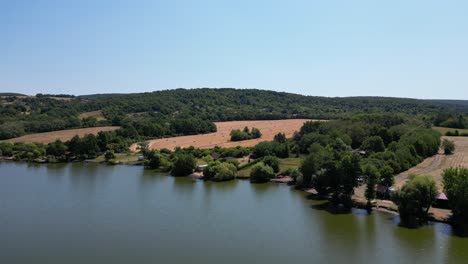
[{"x1": 1, "y1": 161, "x2": 467, "y2": 263}]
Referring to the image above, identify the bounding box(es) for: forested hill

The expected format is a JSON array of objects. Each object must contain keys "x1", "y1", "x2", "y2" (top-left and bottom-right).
[
  {"x1": 1, "y1": 88, "x2": 468, "y2": 140},
  {"x1": 80, "y1": 88, "x2": 468, "y2": 121}
]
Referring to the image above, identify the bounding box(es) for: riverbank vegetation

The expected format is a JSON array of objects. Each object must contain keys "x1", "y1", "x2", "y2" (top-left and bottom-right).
[
  {"x1": 392, "y1": 174, "x2": 438, "y2": 227},
  {"x1": 443, "y1": 167, "x2": 468, "y2": 224}
]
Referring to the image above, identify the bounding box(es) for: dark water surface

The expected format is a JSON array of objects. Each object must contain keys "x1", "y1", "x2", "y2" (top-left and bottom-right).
[{"x1": 1, "y1": 161, "x2": 467, "y2": 263}]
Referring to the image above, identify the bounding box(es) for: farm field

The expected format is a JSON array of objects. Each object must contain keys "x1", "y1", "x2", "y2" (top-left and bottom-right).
[
  {"x1": 433, "y1": 126, "x2": 468, "y2": 135},
  {"x1": 394, "y1": 136, "x2": 468, "y2": 191},
  {"x1": 3, "y1": 126, "x2": 119, "y2": 144},
  {"x1": 134, "y1": 119, "x2": 313, "y2": 151}
]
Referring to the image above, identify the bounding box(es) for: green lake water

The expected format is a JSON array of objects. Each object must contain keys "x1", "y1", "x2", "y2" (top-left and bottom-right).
[{"x1": 1, "y1": 161, "x2": 467, "y2": 263}]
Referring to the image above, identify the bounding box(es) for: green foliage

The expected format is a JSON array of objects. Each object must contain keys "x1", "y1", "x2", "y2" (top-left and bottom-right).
[
  {"x1": 289, "y1": 168, "x2": 303, "y2": 183},
  {"x1": 224, "y1": 159, "x2": 240, "y2": 169},
  {"x1": 0, "y1": 142, "x2": 14, "y2": 156},
  {"x1": 251, "y1": 127, "x2": 262, "y2": 138},
  {"x1": 171, "y1": 154, "x2": 196, "y2": 176},
  {"x1": 262, "y1": 156, "x2": 280, "y2": 173},
  {"x1": 204, "y1": 162, "x2": 238, "y2": 181},
  {"x1": 66, "y1": 134, "x2": 100, "y2": 160},
  {"x1": 434, "y1": 112, "x2": 466, "y2": 129},
  {"x1": 252, "y1": 141, "x2": 289, "y2": 158},
  {"x1": 363, "y1": 164, "x2": 380, "y2": 207},
  {"x1": 46, "y1": 140, "x2": 67, "y2": 161},
  {"x1": 273, "y1": 132, "x2": 286, "y2": 143},
  {"x1": 104, "y1": 150, "x2": 116, "y2": 162},
  {"x1": 250, "y1": 164, "x2": 275, "y2": 183},
  {"x1": 442, "y1": 167, "x2": 468, "y2": 221},
  {"x1": 230, "y1": 127, "x2": 261, "y2": 141},
  {"x1": 393, "y1": 174, "x2": 438, "y2": 226},
  {"x1": 442, "y1": 139, "x2": 455, "y2": 155},
  {"x1": 379, "y1": 165, "x2": 394, "y2": 187},
  {"x1": 360, "y1": 136, "x2": 385, "y2": 153}
]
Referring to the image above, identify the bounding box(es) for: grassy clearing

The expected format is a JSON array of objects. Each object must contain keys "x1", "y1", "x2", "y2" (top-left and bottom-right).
[
  {"x1": 237, "y1": 157, "x2": 302, "y2": 178},
  {"x1": 279, "y1": 158, "x2": 302, "y2": 173},
  {"x1": 237, "y1": 166, "x2": 254, "y2": 178},
  {"x1": 433, "y1": 126, "x2": 468, "y2": 135}
]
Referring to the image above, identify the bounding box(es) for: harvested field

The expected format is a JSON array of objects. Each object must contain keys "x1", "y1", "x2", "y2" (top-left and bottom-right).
[
  {"x1": 4, "y1": 126, "x2": 119, "y2": 144},
  {"x1": 79, "y1": 110, "x2": 106, "y2": 121},
  {"x1": 394, "y1": 136, "x2": 468, "y2": 191},
  {"x1": 433, "y1": 126, "x2": 468, "y2": 135},
  {"x1": 132, "y1": 119, "x2": 314, "y2": 151}
]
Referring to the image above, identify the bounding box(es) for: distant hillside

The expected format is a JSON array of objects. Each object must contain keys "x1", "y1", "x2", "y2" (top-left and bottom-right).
[
  {"x1": 1, "y1": 88, "x2": 468, "y2": 140},
  {"x1": 0, "y1": 92, "x2": 27, "y2": 96},
  {"x1": 78, "y1": 88, "x2": 468, "y2": 121}
]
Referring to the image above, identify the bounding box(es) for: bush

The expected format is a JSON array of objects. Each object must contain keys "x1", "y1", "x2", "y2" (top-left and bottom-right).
[
  {"x1": 230, "y1": 127, "x2": 262, "y2": 141},
  {"x1": 203, "y1": 161, "x2": 237, "y2": 181},
  {"x1": 171, "y1": 154, "x2": 196, "y2": 176},
  {"x1": 250, "y1": 164, "x2": 275, "y2": 183},
  {"x1": 442, "y1": 139, "x2": 455, "y2": 155},
  {"x1": 104, "y1": 150, "x2": 116, "y2": 162},
  {"x1": 262, "y1": 156, "x2": 280, "y2": 173},
  {"x1": 213, "y1": 163, "x2": 237, "y2": 181}
]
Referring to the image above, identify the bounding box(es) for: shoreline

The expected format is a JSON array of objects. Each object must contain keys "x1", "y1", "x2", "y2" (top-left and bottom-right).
[{"x1": 0, "y1": 158, "x2": 456, "y2": 227}]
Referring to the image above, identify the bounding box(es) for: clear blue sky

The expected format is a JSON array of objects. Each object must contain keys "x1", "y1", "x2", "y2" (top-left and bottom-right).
[{"x1": 1, "y1": 0, "x2": 467, "y2": 99}]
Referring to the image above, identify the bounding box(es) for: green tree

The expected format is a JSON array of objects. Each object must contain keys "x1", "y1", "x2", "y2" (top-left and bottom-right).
[
  {"x1": 251, "y1": 127, "x2": 262, "y2": 139},
  {"x1": 339, "y1": 152, "x2": 362, "y2": 204},
  {"x1": 213, "y1": 163, "x2": 237, "y2": 181},
  {"x1": 442, "y1": 167, "x2": 468, "y2": 221},
  {"x1": 46, "y1": 139, "x2": 67, "y2": 157},
  {"x1": 144, "y1": 150, "x2": 162, "y2": 169},
  {"x1": 273, "y1": 132, "x2": 286, "y2": 143},
  {"x1": 379, "y1": 165, "x2": 394, "y2": 187},
  {"x1": 262, "y1": 156, "x2": 280, "y2": 173},
  {"x1": 203, "y1": 161, "x2": 221, "y2": 180},
  {"x1": 361, "y1": 136, "x2": 385, "y2": 153},
  {"x1": 104, "y1": 150, "x2": 116, "y2": 162},
  {"x1": 393, "y1": 174, "x2": 438, "y2": 227},
  {"x1": 442, "y1": 139, "x2": 455, "y2": 155},
  {"x1": 171, "y1": 154, "x2": 196, "y2": 176},
  {"x1": 250, "y1": 164, "x2": 275, "y2": 183},
  {"x1": 363, "y1": 164, "x2": 380, "y2": 209}
]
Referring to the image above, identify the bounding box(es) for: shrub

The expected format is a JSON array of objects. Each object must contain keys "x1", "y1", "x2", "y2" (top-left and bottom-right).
[
  {"x1": 250, "y1": 164, "x2": 275, "y2": 183},
  {"x1": 262, "y1": 156, "x2": 280, "y2": 173},
  {"x1": 104, "y1": 150, "x2": 116, "y2": 162},
  {"x1": 442, "y1": 139, "x2": 455, "y2": 155}
]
